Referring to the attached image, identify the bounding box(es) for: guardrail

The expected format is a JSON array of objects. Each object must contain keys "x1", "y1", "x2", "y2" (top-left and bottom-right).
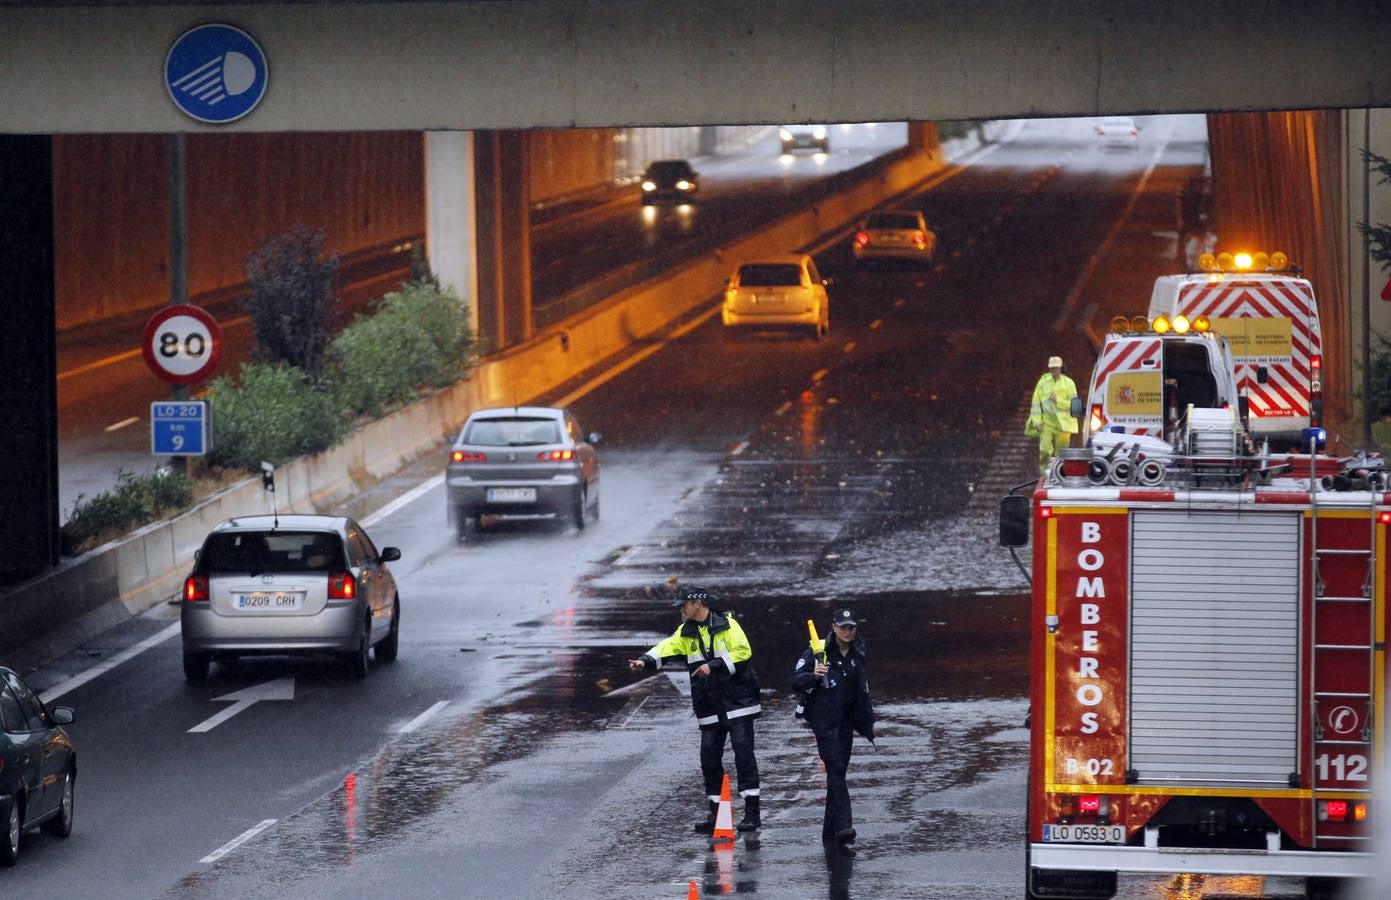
[{"x1": 0, "y1": 142, "x2": 952, "y2": 673}]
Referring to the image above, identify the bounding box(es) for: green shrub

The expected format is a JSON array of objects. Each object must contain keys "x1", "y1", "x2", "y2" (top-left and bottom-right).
[
  {"x1": 206, "y1": 362, "x2": 345, "y2": 470},
  {"x1": 243, "y1": 226, "x2": 340, "y2": 378},
  {"x1": 1370, "y1": 333, "x2": 1391, "y2": 420},
  {"x1": 62, "y1": 468, "x2": 193, "y2": 553}
]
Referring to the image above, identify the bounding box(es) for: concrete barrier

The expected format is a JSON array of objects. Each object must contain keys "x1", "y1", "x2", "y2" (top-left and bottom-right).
[{"x1": 0, "y1": 144, "x2": 953, "y2": 672}]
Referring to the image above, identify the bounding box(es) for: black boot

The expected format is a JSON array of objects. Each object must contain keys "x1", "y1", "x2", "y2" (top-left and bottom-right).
[
  {"x1": 693, "y1": 800, "x2": 718, "y2": 833},
  {"x1": 737, "y1": 795, "x2": 761, "y2": 831}
]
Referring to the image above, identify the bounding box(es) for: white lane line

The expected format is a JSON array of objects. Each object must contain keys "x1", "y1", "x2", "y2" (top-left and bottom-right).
[
  {"x1": 869, "y1": 320, "x2": 883, "y2": 331},
  {"x1": 361, "y1": 473, "x2": 445, "y2": 528},
  {"x1": 104, "y1": 416, "x2": 139, "y2": 432},
  {"x1": 810, "y1": 368, "x2": 829, "y2": 382},
  {"x1": 730, "y1": 441, "x2": 750, "y2": 456},
  {"x1": 620, "y1": 694, "x2": 651, "y2": 729},
  {"x1": 553, "y1": 304, "x2": 723, "y2": 408},
  {"x1": 613, "y1": 545, "x2": 643, "y2": 566},
  {"x1": 842, "y1": 342, "x2": 857, "y2": 354},
  {"x1": 399, "y1": 700, "x2": 449, "y2": 734},
  {"x1": 200, "y1": 819, "x2": 277, "y2": 864},
  {"x1": 1051, "y1": 136, "x2": 1170, "y2": 332},
  {"x1": 40, "y1": 622, "x2": 181, "y2": 704},
  {"x1": 57, "y1": 348, "x2": 141, "y2": 381},
  {"x1": 604, "y1": 673, "x2": 661, "y2": 698},
  {"x1": 774, "y1": 401, "x2": 793, "y2": 416}
]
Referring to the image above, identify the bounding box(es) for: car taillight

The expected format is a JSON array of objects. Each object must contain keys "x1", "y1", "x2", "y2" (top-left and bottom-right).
[
  {"x1": 328, "y1": 571, "x2": 356, "y2": 600},
  {"x1": 1129, "y1": 130, "x2": 1137, "y2": 137},
  {"x1": 184, "y1": 573, "x2": 208, "y2": 603},
  {"x1": 1078, "y1": 795, "x2": 1101, "y2": 814},
  {"x1": 1311, "y1": 354, "x2": 1322, "y2": 371},
  {"x1": 1089, "y1": 403, "x2": 1104, "y2": 433},
  {"x1": 854, "y1": 231, "x2": 870, "y2": 247},
  {"x1": 451, "y1": 450, "x2": 486, "y2": 463},
  {"x1": 912, "y1": 231, "x2": 927, "y2": 247},
  {"x1": 539, "y1": 449, "x2": 575, "y2": 461}
]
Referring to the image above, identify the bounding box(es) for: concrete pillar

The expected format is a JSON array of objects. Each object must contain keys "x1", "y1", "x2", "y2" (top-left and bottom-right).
[
  {"x1": 473, "y1": 130, "x2": 532, "y2": 352},
  {"x1": 907, "y1": 122, "x2": 940, "y2": 161},
  {"x1": 0, "y1": 136, "x2": 60, "y2": 574},
  {"x1": 425, "y1": 131, "x2": 479, "y2": 339}
]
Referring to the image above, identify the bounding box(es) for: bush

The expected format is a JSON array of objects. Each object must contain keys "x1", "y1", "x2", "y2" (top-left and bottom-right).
[
  {"x1": 62, "y1": 468, "x2": 193, "y2": 554},
  {"x1": 206, "y1": 362, "x2": 346, "y2": 470},
  {"x1": 1370, "y1": 333, "x2": 1391, "y2": 421},
  {"x1": 243, "y1": 226, "x2": 340, "y2": 377},
  {"x1": 329, "y1": 279, "x2": 474, "y2": 417}
]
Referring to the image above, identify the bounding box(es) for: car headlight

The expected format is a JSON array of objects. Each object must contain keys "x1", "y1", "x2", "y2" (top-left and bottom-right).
[
  {"x1": 779, "y1": 129, "x2": 792, "y2": 141},
  {"x1": 642, "y1": 181, "x2": 656, "y2": 191},
  {"x1": 813, "y1": 126, "x2": 827, "y2": 140},
  {"x1": 676, "y1": 180, "x2": 691, "y2": 190}
]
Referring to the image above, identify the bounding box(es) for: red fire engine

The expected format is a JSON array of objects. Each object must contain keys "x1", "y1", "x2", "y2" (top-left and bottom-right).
[{"x1": 1002, "y1": 417, "x2": 1384, "y2": 899}]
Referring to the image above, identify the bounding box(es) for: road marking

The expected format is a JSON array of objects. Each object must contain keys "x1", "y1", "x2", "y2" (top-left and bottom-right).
[
  {"x1": 553, "y1": 304, "x2": 723, "y2": 408},
  {"x1": 894, "y1": 298, "x2": 907, "y2": 308},
  {"x1": 605, "y1": 673, "x2": 661, "y2": 698},
  {"x1": 399, "y1": 700, "x2": 449, "y2": 734},
  {"x1": 57, "y1": 348, "x2": 141, "y2": 381},
  {"x1": 104, "y1": 416, "x2": 139, "y2": 432},
  {"x1": 620, "y1": 694, "x2": 651, "y2": 728},
  {"x1": 842, "y1": 342, "x2": 856, "y2": 354},
  {"x1": 774, "y1": 401, "x2": 793, "y2": 416},
  {"x1": 811, "y1": 368, "x2": 829, "y2": 382},
  {"x1": 1052, "y1": 135, "x2": 1170, "y2": 332},
  {"x1": 361, "y1": 473, "x2": 445, "y2": 528},
  {"x1": 613, "y1": 545, "x2": 643, "y2": 566},
  {"x1": 200, "y1": 819, "x2": 277, "y2": 864},
  {"x1": 189, "y1": 677, "x2": 296, "y2": 733},
  {"x1": 869, "y1": 320, "x2": 882, "y2": 331},
  {"x1": 40, "y1": 622, "x2": 181, "y2": 704},
  {"x1": 730, "y1": 440, "x2": 750, "y2": 456}
]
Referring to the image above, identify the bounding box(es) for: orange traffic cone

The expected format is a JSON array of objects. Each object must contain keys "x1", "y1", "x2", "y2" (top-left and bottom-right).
[
  {"x1": 686, "y1": 880, "x2": 700, "y2": 900},
  {"x1": 711, "y1": 774, "x2": 736, "y2": 843}
]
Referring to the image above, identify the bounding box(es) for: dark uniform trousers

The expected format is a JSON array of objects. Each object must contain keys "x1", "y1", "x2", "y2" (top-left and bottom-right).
[
  {"x1": 700, "y1": 716, "x2": 760, "y2": 799},
  {"x1": 816, "y1": 722, "x2": 855, "y2": 836}
]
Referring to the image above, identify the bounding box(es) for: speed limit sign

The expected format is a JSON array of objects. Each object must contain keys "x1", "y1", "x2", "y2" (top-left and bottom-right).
[{"x1": 142, "y1": 304, "x2": 223, "y2": 385}]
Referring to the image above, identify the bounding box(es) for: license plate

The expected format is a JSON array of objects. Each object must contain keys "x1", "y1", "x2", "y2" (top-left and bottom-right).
[
  {"x1": 488, "y1": 487, "x2": 537, "y2": 503},
  {"x1": 236, "y1": 592, "x2": 303, "y2": 610},
  {"x1": 1042, "y1": 824, "x2": 1125, "y2": 844}
]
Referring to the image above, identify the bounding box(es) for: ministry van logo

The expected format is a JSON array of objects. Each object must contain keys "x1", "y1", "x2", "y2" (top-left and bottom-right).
[{"x1": 166, "y1": 24, "x2": 268, "y2": 124}]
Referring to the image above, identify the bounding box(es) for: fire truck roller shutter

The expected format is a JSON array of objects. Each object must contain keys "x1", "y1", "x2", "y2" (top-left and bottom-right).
[{"x1": 1130, "y1": 510, "x2": 1300, "y2": 786}]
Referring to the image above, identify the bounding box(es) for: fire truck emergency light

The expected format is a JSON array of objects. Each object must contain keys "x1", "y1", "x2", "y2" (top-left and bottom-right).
[
  {"x1": 1318, "y1": 800, "x2": 1367, "y2": 823},
  {"x1": 1171, "y1": 315, "x2": 1190, "y2": 333}
]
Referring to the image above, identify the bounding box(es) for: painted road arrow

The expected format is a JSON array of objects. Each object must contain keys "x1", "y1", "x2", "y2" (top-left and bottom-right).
[{"x1": 188, "y1": 677, "x2": 296, "y2": 733}]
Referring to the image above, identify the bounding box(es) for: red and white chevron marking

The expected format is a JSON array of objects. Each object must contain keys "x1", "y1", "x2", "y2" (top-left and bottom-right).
[
  {"x1": 1089, "y1": 337, "x2": 1163, "y2": 436},
  {"x1": 1176, "y1": 279, "x2": 1320, "y2": 420}
]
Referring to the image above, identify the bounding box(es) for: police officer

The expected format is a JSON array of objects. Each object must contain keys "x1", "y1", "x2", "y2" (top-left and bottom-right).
[
  {"x1": 791, "y1": 608, "x2": 875, "y2": 852},
  {"x1": 628, "y1": 586, "x2": 763, "y2": 832},
  {"x1": 1025, "y1": 356, "x2": 1079, "y2": 475}
]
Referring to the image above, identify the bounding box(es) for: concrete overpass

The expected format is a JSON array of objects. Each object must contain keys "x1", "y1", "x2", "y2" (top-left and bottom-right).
[{"x1": 5, "y1": 0, "x2": 1391, "y2": 576}]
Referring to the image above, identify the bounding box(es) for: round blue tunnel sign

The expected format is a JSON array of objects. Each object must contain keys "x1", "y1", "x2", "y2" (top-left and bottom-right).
[{"x1": 165, "y1": 24, "x2": 268, "y2": 124}]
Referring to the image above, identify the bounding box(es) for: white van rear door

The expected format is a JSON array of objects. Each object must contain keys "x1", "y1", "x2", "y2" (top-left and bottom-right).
[{"x1": 1090, "y1": 337, "x2": 1163, "y2": 438}]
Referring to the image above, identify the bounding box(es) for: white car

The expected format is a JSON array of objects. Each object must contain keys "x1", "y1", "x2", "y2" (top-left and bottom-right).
[
  {"x1": 722, "y1": 255, "x2": 830, "y2": 339},
  {"x1": 853, "y1": 210, "x2": 938, "y2": 266},
  {"x1": 780, "y1": 125, "x2": 829, "y2": 153},
  {"x1": 1096, "y1": 116, "x2": 1139, "y2": 150}
]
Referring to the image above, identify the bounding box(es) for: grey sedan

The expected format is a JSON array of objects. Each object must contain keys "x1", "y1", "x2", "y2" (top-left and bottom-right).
[
  {"x1": 180, "y1": 515, "x2": 402, "y2": 681},
  {"x1": 446, "y1": 406, "x2": 601, "y2": 541}
]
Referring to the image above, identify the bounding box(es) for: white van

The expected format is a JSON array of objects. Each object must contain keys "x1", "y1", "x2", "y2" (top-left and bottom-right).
[
  {"x1": 1148, "y1": 255, "x2": 1322, "y2": 449},
  {"x1": 1082, "y1": 326, "x2": 1243, "y2": 446}
]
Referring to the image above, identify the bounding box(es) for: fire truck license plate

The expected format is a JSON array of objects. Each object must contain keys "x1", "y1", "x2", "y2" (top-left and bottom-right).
[{"x1": 1043, "y1": 824, "x2": 1125, "y2": 844}]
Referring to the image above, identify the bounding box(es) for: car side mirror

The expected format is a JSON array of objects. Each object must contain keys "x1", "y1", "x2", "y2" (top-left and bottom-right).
[
  {"x1": 1256, "y1": 366, "x2": 1269, "y2": 384},
  {"x1": 379, "y1": 547, "x2": 401, "y2": 563},
  {"x1": 50, "y1": 707, "x2": 75, "y2": 726},
  {"x1": 588, "y1": 431, "x2": 602, "y2": 444},
  {"x1": 1070, "y1": 396, "x2": 1085, "y2": 418},
  {"x1": 1000, "y1": 496, "x2": 1031, "y2": 548}
]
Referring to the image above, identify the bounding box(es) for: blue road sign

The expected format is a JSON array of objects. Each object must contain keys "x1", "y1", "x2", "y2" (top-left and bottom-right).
[
  {"x1": 165, "y1": 24, "x2": 268, "y2": 124},
  {"x1": 151, "y1": 401, "x2": 209, "y2": 456}
]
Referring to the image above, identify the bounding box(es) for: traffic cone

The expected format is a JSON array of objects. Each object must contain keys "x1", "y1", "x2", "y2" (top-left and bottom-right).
[
  {"x1": 710, "y1": 774, "x2": 736, "y2": 843},
  {"x1": 686, "y1": 880, "x2": 699, "y2": 900}
]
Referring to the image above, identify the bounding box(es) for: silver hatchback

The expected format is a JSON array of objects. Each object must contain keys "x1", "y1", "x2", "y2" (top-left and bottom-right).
[
  {"x1": 180, "y1": 515, "x2": 402, "y2": 681},
  {"x1": 446, "y1": 406, "x2": 601, "y2": 541}
]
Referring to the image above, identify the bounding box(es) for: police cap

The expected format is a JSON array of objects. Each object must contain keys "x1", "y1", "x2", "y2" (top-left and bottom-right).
[{"x1": 673, "y1": 586, "x2": 714, "y2": 608}]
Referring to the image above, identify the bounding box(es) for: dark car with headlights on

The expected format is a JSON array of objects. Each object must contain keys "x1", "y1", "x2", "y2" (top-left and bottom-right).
[
  {"x1": 1, "y1": 667, "x2": 76, "y2": 866},
  {"x1": 180, "y1": 515, "x2": 402, "y2": 681},
  {"x1": 641, "y1": 159, "x2": 699, "y2": 206},
  {"x1": 446, "y1": 406, "x2": 601, "y2": 541}
]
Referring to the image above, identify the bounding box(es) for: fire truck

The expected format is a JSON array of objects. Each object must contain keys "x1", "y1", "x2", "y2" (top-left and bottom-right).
[{"x1": 1002, "y1": 389, "x2": 1384, "y2": 897}]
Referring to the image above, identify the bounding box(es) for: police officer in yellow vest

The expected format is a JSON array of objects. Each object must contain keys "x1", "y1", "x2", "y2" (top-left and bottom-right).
[
  {"x1": 1025, "y1": 356, "x2": 1079, "y2": 475},
  {"x1": 628, "y1": 586, "x2": 763, "y2": 832}
]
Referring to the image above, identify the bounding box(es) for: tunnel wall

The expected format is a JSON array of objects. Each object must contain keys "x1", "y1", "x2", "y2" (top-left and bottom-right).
[
  {"x1": 1207, "y1": 110, "x2": 1351, "y2": 430},
  {"x1": 52, "y1": 132, "x2": 425, "y2": 331}
]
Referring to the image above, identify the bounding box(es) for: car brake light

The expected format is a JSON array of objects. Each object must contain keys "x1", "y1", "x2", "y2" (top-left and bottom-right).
[
  {"x1": 1311, "y1": 355, "x2": 1322, "y2": 371},
  {"x1": 1089, "y1": 404, "x2": 1104, "y2": 433},
  {"x1": 1321, "y1": 800, "x2": 1348, "y2": 822},
  {"x1": 854, "y1": 231, "x2": 870, "y2": 247},
  {"x1": 912, "y1": 231, "x2": 927, "y2": 247},
  {"x1": 1078, "y1": 795, "x2": 1100, "y2": 814},
  {"x1": 451, "y1": 450, "x2": 487, "y2": 463},
  {"x1": 539, "y1": 449, "x2": 575, "y2": 461},
  {"x1": 184, "y1": 573, "x2": 208, "y2": 603},
  {"x1": 328, "y1": 571, "x2": 356, "y2": 600},
  {"x1": 1130, "y1": 130, "x2": 1137, "y2": 137}
]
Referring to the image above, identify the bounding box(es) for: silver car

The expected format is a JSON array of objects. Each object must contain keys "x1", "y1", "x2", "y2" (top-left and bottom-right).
[
  {"x1": 446, "y1": 406, "x2": 601, "y2": 541},
  {"x1": 180, "y1": 515, "x2": 402, "y2": 681},
  {"x1": 852, "y1": 210, "x2": 938, "y2": 266},
  {"x1": 722, "y1": 255, "x2": 831, "y2": 339}
]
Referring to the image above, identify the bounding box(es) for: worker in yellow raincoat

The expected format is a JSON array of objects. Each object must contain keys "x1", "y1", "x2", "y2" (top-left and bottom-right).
[{"x1": 1025, "y1": 355, "x2": 1078, "y2": 474}]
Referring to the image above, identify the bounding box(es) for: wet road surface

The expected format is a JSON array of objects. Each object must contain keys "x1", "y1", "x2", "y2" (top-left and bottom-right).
[{"x1": 10, "y1": 116, "x2": 1327, "y2": 899}]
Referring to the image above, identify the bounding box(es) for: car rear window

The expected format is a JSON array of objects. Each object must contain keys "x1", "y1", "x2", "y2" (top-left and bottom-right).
[
  {"x1": 200, "y1": 530, "x2": 347, "y2": 574},
  {"x1": 647, "y1": 161, "x2": 692, "y2": 179},
  {"x1": 463, "y1": 417, "x2": 562, "y2": 446},
  {"x1": 866, "y1": 213, "x2": 920, "y2": 230},
  {"x1": 1103, "y1": 118, "x2": 1133, "y2": 127},
  {"x1": 737, "y1": 264, "x2": 802, "y2": 287}
]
